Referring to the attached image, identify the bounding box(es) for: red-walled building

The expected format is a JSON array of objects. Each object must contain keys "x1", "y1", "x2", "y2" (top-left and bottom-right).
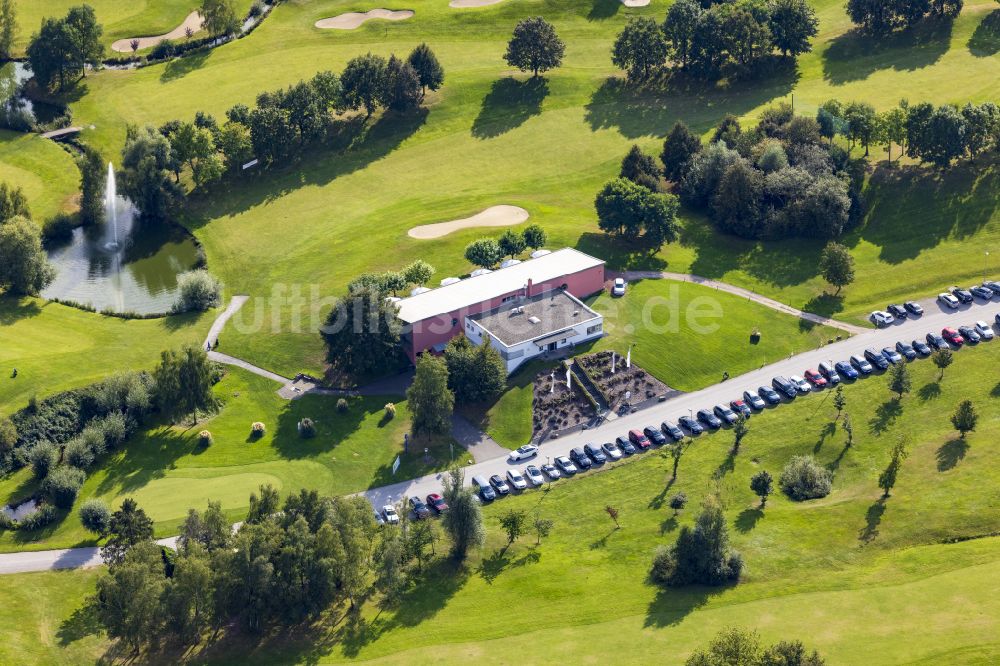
[{"x1": 394, "y1": 248, "x2": 606, "y2": 372}]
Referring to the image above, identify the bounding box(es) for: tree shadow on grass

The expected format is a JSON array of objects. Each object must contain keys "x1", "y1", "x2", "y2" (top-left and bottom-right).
[
  {"x1": 471, "y1": 77, "x2": 549, "y2": 139},
  {"x1": 822, "y1": 19, "x2": 953, "y2": 85},
  {"x1": 936, "y1": 437, "x2": 969, "y2": 471},
  {"x1": 587, "y1": 0, "x2": 621, "y2": 20},
  {"x1": 969, "y1": 10, "x2": 1000, "y2": 57},
  {"x1": 57, "y1": 600, "x2": 101, "y2": 646},
  {"x1": 93, "y1": 425, "x2": 202, "y2": 496},
  {"x1": 477, "y1": 546, "x2": 541, "y2": 584},
  {"x1": 918, "y1": 381, "x2": 942, "y2": 401},
  {"x1": 802, "y1": 293, "x2": 845, "y2": 320},
  {"x1": 814, "y1": 421, "x2": 836, "y2": 453},
  {"x1": 660, "y1": 515, "x2": 678, "y2": 534},
  {"x1": 271, "y1": 393, "x2": 370, "y2": 460},
  {"x1": 868, "y1": 397, "x2": 902, "y2": 435},
  {"x1": 735, "y1": 507, "x2": 763, "y2": 533},
  {"x1": 160, "y1": 49, "x2": 211, "y2": 83},
  {"x1": 713, "y1": 449, "x2": 736, "y2": 479},
  {"x1": 827, "y1": 441, "x2": 851, "y2": 473},
  {"x1": 644, "y1": 583, "x2": 727, "y2": 629},
  {"x1": 859, "y1": 497, "x2": 886, "y2": 544},
  {"x1": 990, "y1": 381, "x2": 1000, "y2": 398},
  {"x1": 0, "y1": 296, "x2": 42, "y2": 325},
  {"x1": 576, "y1": 232, "x2": 669, "y2": 272}
]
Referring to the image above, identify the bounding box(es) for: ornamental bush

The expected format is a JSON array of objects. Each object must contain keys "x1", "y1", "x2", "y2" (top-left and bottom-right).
[
  {"x1": 18, "y1": 504, "x2": 58, "y2": 531},
  {"x1": 198, "y1": 430, "x2": 214, "y2": 447},
  {"x1": 779, "y1": 455, "x2": 833, "y2": 500},
  {"x1": 28, "y1": 442, "x2": 58, "y2": 480},
  {"x1": 298, "y1": 418, "x2": 316, "y2": 438},
  {"x1": 251, "y1": 421, "x2": 266, "y2": 438},
  {"x1": 336, "y1": 398, "x2": 349, "y2": 413},
  {"x1": 79, "y1": 498, "x2": 112, "y2": 534},
  {"x1": 42, "y1": 465, "x2": 86, "y2": 509},
  {"x1": 384, "y1": 402, "x2": 396, "y2": 419},
  {"x1": 173, "y1": 269, "x2": 224, "y2": 313}
]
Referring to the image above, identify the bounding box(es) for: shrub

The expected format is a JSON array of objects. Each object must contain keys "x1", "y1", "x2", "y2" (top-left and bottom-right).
[
  {"x1": 779, "y1": 455, "x2": 833, "y2": 500},
  {"x1": 198, "y1": 430, "x2": 214, "y2": 447},
  {"x1": 151, "y1": 39, "x2": 176, "y2": 60},
  {"x1": 63, "y1": 437, "x2": 95, "y2": 469},
  {"x1": 0, "y1": 416, "x2": 16, "y2": 453},
  {"x1": 42, "y1": 466, "x2": 86, "y2": 509},
  {"x1": 173, "y1": 269, "x2": 224, "y2": 313},
  {"x1": 336, "y1": 398, "x2": 348, "y2": 413},
  {"x1": 251, "y1": 422, "x2": 266, "y2": 438},
  {"x1": 651, "y1": 499, "x2": 741, "y2": 587},
  {"x1": 19, "y1": 504, "x2": 58, "y2": 531},
  {"x1": 28, "y1": 442, "x2": 58, "y2": 480},
  {"x1": 384, "y1": 402, "x2": 396, "y2": 419},
  {"x1": 42, "y1": 212, "x2": 77, "y2": 243},
  {"x1": 79, "y1": 422, "x2": 108, "y2": 458},
  {"x1": 298, "y1": 418, "x2": 316, "y2": 438},
  {"x1": 79, "y1": 498, "x2": 112, "y2": 534}
]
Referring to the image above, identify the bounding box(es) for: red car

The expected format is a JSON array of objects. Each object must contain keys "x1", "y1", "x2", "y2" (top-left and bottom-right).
[
  {"x1": 942, "y1": 327, "x2": 964, "y2": 346},
  {"x1": 804, "y1": 369, "x2": 827, "y2": 387},
  {"x1": 425, "y1": 493, "x2": 448, "y2": 514},
  {"x1": 628, "y1": 429, "x2": 651, "y2": 450}
]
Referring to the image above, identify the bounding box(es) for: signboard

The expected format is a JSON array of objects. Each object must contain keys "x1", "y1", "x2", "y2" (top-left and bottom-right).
[
  {"x1": 242, "y1": 158, "x2": 259, "y2": 170},
  {"x1": 392, "y1": 455, "x2": 401, "y2": 475}
]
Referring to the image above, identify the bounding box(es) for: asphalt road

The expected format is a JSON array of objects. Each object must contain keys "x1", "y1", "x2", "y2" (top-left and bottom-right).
[{"x1": 1, "y1": 293, "x2": 996, "y2": 574}]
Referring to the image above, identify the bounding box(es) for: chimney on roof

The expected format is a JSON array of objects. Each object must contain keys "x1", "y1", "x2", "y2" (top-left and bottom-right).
[{"x1": 526, "y1": 278, "x2": 533, "y2": 298}]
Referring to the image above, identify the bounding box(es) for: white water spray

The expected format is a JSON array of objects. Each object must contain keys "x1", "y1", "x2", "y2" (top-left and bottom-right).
[{"x1": 105, "y1": 162, "x2": 119, "y2": 250}]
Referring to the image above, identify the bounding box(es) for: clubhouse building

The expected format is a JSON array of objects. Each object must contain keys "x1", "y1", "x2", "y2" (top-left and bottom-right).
[{"x1": 394, "y1": 248, "x2": 606, "y2": 373}]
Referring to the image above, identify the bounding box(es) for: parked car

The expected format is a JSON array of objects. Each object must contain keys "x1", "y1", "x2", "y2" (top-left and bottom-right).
[
  {"x1": 643, "y1": 426, "x2": 668, "y2": 446},
  {"x1": 970, "y1": 285, "x2": 993, "y2": 300},
  {"x1": 628, "y1": 429, "x2": 651, "y2": 450},
  {"x1": 524, "y1": 465, "x2": 545, "y2": 486},
  {"x1": 887, "y1": 303, "x2": 907, "y2": 319},
  {"x1": 758, "y1": 385, "x2": 782, "y2": 405},
  {"x1": 472, "y1": 475, "x2": 496, "y2": 501},
  {"x1": 602, "y1": 441, "x2": 623, "y2": 461},
  {"x1": 409, "y1": 496, "x2": 432, "y2": 519},
  {"x1": 697, "y1": 409, "x2": 723, "y2": 429},
  {"x1": 912, "y1": 339, "x2": 932, "y2": 357},
  {"x1": 611, "y1": 277, "x2": 626, "y2": 297},
  {"x1": 835, "y1": 360, "x2": 859, "y2": 380},
  {"x1": 881, "y1": 347, "x2": 902, "y2": 364},
  {"x1": 374, "y1": 510, "x2": 385, "y2": 526},
  {"x1": 506, "y1": 469, "x2": 528, "y2": 490},
  {"x1": 983, "y1": 280, "x2": 1000, "y2": 296},
  {"x1": 938, "y1": 292, "x2": 960, "y2": 309},
  {"x1": 382, "y1": 505, "x2": 400, "y2": 525},
  {"x1": 730, "y1": 399, "x2": 752, "y2": 418},
  {"x1": 942, "y1": 327, "x2": 964, "y2": 346},
  {"x1": 743, "y1": 390, "x2": 767, "y2": 410},
  {"x1": 489, "y1": 474, "x2": 511, "y2": 495},
  {"x1": 678, "y1": 415, "x2": 704, "y2": 434},
  {"x1": 870, "y1": 310, "x2": 894, "y2": 327},
  {"x1": 569, "y1": 447, "x2": 594, "y2": 469},
  {"x1": 615, "y1": 435, "x2": 637, "y2": 454},
  {"x1": 789, "y1": 375, "x2": 811, "y2": 394},
  {"x1": 850, "y1": 355, "x2": 873, "y2": 375},
  {"x1": 864, "y1": 348, "x2": 889, "y2": 370},
  {"x1": 958, "y1": 325, "x2": 980, "y2": 343},
  {"x1": 540, "y1": 463, "x2": 561, "y2": 480},
  {"x1": 426, "y1": 493, "x2": 448, "y2": 514},
  {"x1": 554, "y1": 456, "x2": 578, "y2": 475},
  {"x1": 926, "y1": 332, "x2": 949, "y2": 350},
  {"x1": 975, "y1": 320, "x2": 995, "y2": 340},
  {"x1": 804, "y1": 369, "x2": 827, "y2": 388},
  {"x1": 713, "y1": 404, "x2": 738, "y2": 425},
  {"x1": 895, "y1": 341, "x2": 916, "y2": 360},
  {"x1": 904, "y1": 301, "x2": 924, "y2": 316},
  {"x1": 949, "y1": 286, "x2": 974, "y2": 303},
  {"x1": 509, "y1": 444, "x2": 539, "y2": 461},
  {"x1": 817, "y1": 361, "x2": 841, "y2": 385},
  {"x1": 584, "y1": 442, "x2": 607, "y2": 464},
  {"x1": 996, "y1": 313, "x2": 1000, "y2": 327},
  {"x1": 772, "y1": 376, "x2": 797, "y2": 399},
  {"x1": 661, "y1": 421, "x2": 685, "y2": 441}
]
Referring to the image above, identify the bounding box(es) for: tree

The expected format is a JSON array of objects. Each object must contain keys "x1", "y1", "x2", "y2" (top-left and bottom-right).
[
  {"x1": 26, "y1": 6, "x2": 102, "y2": 90},
  {"x1": 407, "y1": 43, "x2": 444, "y2": 98},
  {"x1": 612, "y1": 17, "x2": 669, "y2": 80},
  {"x1": 28, "y1": 442, "x2": 57, "y2": 480},
  {"x1": 498, "y1": 228, "x2": 527, "y2": 258},
  {"x1": 663, "y1": 0, "x2": 702, "y2": 69},
  {"x1": 42, "y1": 465, "x2": 86, "y2": 508},
  {"x1": 322, "y1": 284, "x2": 402, "y2": 378},
  {"x1": 684, "y1": 627, "x2": 826, "y2": 666},
  {"x1": 199, "y1": 0, "x2": 239, "y2": 36},
  {"x1": 620, "y1": 144, "x2": 661, "y2": 190},
  {"x1": 768, "y1": 0, "x2": 818, "y2": 56},
  {"x1": 595, "y1": 177, "x2": 679, "y2": 249},
  {"x1": 385, "y1": 55, "x2": 422, "y2": 112},
  {"x1": 407, "y1": 519, "x2": 436, "y2": 570},
  {"x1": 80, "y1": 498, "x2": 112, "y2": 535},
  {"x1": 841, "y1": 411, "x2": 854, "y2": 447},
  {"x1": 522, "y1": 224, "x2": 547, "y2": 250},
  {"x1": 951, "y1": 399, "x2": 977, "y2": 437},
  {"x1": 0, "y1": 414, "x2": 15, "y2": 455},
  {"x1": 445, "y1": 335, "x2": 506, "y2": 405},
  {"x1": 179, "y1": 501, "x2": 230, "y2": 553},
  {"x1": 0, "y1": 0, "x2": 16, "y2": 60},
  {"x1": 341, "y1": 53, "x2": 388, "y2": 118},
  {"x1": 712, "y1": 160, "x2": 765, "y2": 238},
  {"x1": 732, "y1": 414, "x2": 750, "y2": 452},
  {"x1": 504, "y1": 17, "x2": 565, "y2": 77},
  {"x1": 816, "y1": 99, "x2": 845, "y2": 142},
  {"x1": 878, "y1": 438, "x2": 909, "y2": 498},
  {"x1": 164, "y1": 543, "x2": 214, "y2": 641},
  {"x1": 932, "y1": 348, "x2": 953, "y2": 379},
  {"x1": 0, "y1": 182, "x2": 29, "y2": 222},
  {"x1": 403, "y1": 259, "x2": 434, "y2": 286},
  {"x1": 779, "y1": 456, "x2": 832, "y2": 500},
  {"x1": 720, "y1": 4, "x2": 772, "y2": 69},
  {"x1": 465, "y1": 237, "x2": 502, "y2": 268},
  {"x1": 914, "y1": 104, "x2": 968, "y2": 167},
  {"x1": 217, "y1": 121, "x2": 253, "y2": 173},
  {"x1": 0, "y1": 216, "x2": 55, "y2": 295},
  {"x1": 248, "y1": 103, "x2": 296, "y2": 165},
  {"x1": 247, "y1": 483, "x2": 280, "y2": 524},
  {"x1": 833, "y1": 385, "x2": 846, "y2": 417},
  {"x1": 818, "y1": 242, "x2": 854, "y2": 294},
  {"x1": 877, "y1": 106, "x2": 908, "y2": 161},
  {"x1": 887, "y1": 361, "x2": 911, "y2": 398},
  {"x1": 662, "y1": 121, "x2": 702, "y2": 182},
  {"x1": 96, "y1": 542, "x2": 166, "y2": 651},
  {"x1": 153, "y1": 346, "x2": 215, "y2": 425},
  {"x1": 120, "y1": 125, "x2": 180, "y2": 222},
  {"x1": 750, "y1": 470, "x2": 773, "y2": 507},
  {"x1": 374, "y1": 525, "x2": 409, "y2": 602},
  {"x1": 533, "y1": 515, "x2": 553, "y2": 545},
  {"x1": 407, "y1": 354, "x2": 454, "y2": 437},
  {"x1": 499, "y1": 509, "x2": 527, "y2": 548},
  {"x1": 77, "y1": 146, "x2": 106, "y2": 226},
  {"x1": 844, "y1": 101, "x2": 877, "y2": 155},
  {"x1": 170, "y1": 121, "x2": 223, "y2": 187},
  {"x1": 441, "y1": 468, "x2": 485, "y2": 559},
  {"x1": 101, "y1": 498, "x2": 154, "y2": 566},
  {"x1": 651, "y1": 497, "x2": 742, "y2": 587},
  {"x1": 670, "y1": 441, "x2": 685, "y2": 480},
  {"x1": 605, "y1": 505, "x2": 621, "y2": 528},
  {"x1": 669, "y1": 491, "x2": 688, "y2": 516},
  {"x1": 961, "y1": 102, "x2": 998, "y2": 157}
]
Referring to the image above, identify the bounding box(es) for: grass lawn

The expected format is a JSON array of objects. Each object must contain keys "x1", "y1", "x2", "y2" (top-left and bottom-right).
[
  {"x1": 0, "y1": 130, "x2": 79, "y2": 223},
  {"x1": 0, "y1": 367, "x2": 468, "y2": 552},
  {"x1": 17, "y1": 336, "x2": 1000, "y2": 663}
]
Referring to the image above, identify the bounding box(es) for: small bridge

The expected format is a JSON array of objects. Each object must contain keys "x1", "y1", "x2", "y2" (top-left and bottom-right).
[{"x1": 39, "y1": 126, "x2": 82, "y2": 140}]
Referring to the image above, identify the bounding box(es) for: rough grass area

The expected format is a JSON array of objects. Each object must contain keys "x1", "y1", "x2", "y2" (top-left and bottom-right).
[{"x1": 0, "y1": 130, "x2": 79, "y2": 223}]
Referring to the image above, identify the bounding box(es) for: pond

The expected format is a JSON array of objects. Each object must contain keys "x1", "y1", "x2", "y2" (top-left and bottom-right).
[
  {"x1": 1, "y1": 498, "x2": 38, "y2": 522},
  {"x1": 0, "y1": 62, "x2": 67, "y2": 125}
]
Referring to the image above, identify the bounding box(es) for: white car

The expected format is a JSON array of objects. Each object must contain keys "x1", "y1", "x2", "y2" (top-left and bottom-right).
[
  {"x1": 869, "y1": 311, "x2": 894, "y2": 327},
  {"x1": 524, "y1": 464, "x2": 545, "y2": 486},
  {"x1": 612, "y1": 277, "x2": 627, "y2": 297},
  {"x1": 506, "y1": 468, "x2": 528, "y2": 491},
  {"x1": 509, "y1": 444, "x2": 539, "y2": 461},
  {"x1": 938, "y1": 293, "x2": 960, "y2": 309},
  {"x1": 975, "y1": 320, "x2": 995, "y2": 340},
  {"x1": 602, "y1": 441, "x2": 623, "y2": 461},
  {"x1": 789, "y1": 375, "x2": 811, "y2": 394},
  {"x1": 382, "y1": 505, "x2": 399, "y2": 525}
]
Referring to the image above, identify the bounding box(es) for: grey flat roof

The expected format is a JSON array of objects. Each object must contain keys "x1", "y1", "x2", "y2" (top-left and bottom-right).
[
  {"x1": 470, "y1": 289, "x2": 600, "y2": 347},
  {"x1": 395, "y1": 248, "x2": 604, "y2": 324}
]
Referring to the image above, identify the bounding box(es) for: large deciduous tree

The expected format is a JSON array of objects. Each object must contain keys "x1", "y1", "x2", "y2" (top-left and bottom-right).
[
  {"x1": 0, "y1": 215, "x2": 55, "y2": 295},
  {"x1": 445, "y1": 335, "x2": 507, "y2": 404},
  {"x1": 322, "y1": 284, "x2": 402, "y2": 379},
  {"x1": 407, "y1": 354, "x2": 454, "y2": 437},
  {"x1": 120, "y1": 125, "x2": 181, "y2": 222},
  {"x1": 504, "y1": 17, "x2": 565, "y2": 77},
  {"x1": 818, "y1": 241, "x2": 855, "y2": 294},
  {"x1": 767, "y1": 0, "x2": 818, "y2": 57},
  {"x1": 153, "y1": 346, "x2": 216, "y2": 425},
  {"x1": 407, "y1": 43, "x2": 445, "y2": 98},
  {"x1": 595, "y1": 177, "x2": 679, "y2": 249},
  {"x1": 341, "y1": 53, "x2": 389, "y2": 118},
  {"x1": 612, "y1": 17, "x2": 669, "y2": 80},
  {"x1": 199, "y1": 0, "x2": 240, "y2": 36}
]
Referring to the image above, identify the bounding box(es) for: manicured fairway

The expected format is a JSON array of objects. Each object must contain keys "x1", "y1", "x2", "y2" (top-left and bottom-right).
[{"x1": 0, "y1": 130, "x2": 78, "y2": 223}]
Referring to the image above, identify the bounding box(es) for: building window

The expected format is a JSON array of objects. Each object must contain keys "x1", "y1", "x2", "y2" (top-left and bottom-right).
[
  {"x1": 587, "y1": 323, "x2": 603, "y2": 335},
  {"x1": 501, "y1": 294, "x2": 516, "y2": 303},
  {"x1": 452, "y1": 318, "x2": 458, "y2": 327}
]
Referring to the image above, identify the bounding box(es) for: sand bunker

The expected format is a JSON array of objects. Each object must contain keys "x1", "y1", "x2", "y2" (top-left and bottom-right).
[
  {"x1": 315, "y1": 9, "x2": 414, "y2": 30},
  {"x1": 111, "y1": 11, "x2": 205, "y2": 52},
  {"x1": 449, "y1": 0, "x2": 506, "y2": 7},
  {"x1": 408, "y1": 205, "x2": 530, "y2": 239},
  {"x1": 620, "y1": 0, "x2": 650, "y2": 5}
]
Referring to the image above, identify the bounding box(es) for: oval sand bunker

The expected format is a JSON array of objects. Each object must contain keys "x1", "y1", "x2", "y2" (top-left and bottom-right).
[
  {"x1": 408, "y1": 205, "x2": 530, "y2": 239},
  {"x1": 449, "y1": 0, "x2": 506, "y2": 7},
  {"x1": 315, "y1": 9, "x2": 414, "y2": 30},
  {"x1": 111, "y1": 11, "x2": 205, "y2": 52}
]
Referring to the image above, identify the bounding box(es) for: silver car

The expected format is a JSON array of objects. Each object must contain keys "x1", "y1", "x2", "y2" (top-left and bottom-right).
[{"x1": 524, "y1": 464, "x2": 545, "y2": 486}]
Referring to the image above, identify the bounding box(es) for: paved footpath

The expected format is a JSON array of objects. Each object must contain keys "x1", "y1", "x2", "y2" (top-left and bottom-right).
[{"x1": 3, "y1": 292, "x2": 997, "y2": 574}]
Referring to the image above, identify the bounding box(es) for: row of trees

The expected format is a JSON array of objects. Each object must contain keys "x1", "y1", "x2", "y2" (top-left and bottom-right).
[
  {"x1": 26, "y1": 4, "x2": 103, "y2": 91},
  {"x1": 613, "y1": 0, "x2": 818, "y2": 81},
  {"x1": 464, "y1": 224, "x2": 547, "y2": 268},
  {"x1": 0, "y1": 183, "x2": 55, "y2": 296},
  {"x1": 846, "y1": 0, "x2": 962, "y2": 34}
]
